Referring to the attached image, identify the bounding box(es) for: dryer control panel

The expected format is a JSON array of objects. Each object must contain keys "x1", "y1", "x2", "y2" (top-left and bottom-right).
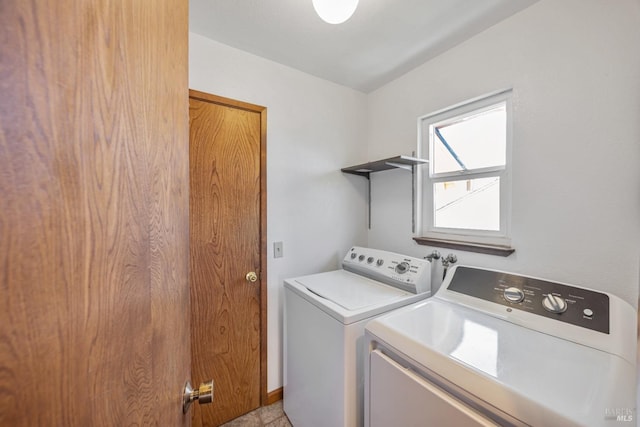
[
  {"x1": 343, "y1": 247, "x2": 431, "y2": 295},
  {"x1": 446, "y1": 266, "x2": 609, "y2": 333}
]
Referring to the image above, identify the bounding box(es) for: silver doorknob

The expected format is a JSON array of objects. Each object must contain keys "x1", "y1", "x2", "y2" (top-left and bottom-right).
[
  {"x1": 246, "y1": 271, "x2": 258, "y2": 283},
  {"x1": 183, "y1": 380, "x2": 214, "y2": 413}
]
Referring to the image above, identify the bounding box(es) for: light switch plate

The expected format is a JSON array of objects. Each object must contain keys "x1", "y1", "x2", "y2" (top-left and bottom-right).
[{"x1": 274, "y1": 241, "x2": 283, "y2": 258}]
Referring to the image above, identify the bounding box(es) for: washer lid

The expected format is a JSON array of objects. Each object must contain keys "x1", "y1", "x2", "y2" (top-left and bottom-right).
[
  {"x1": 365, "y1": 299, "x2": 636, "y2": 427},
  {"x1": 295, "y1": 270, "x2": 409, "y2": 311}
]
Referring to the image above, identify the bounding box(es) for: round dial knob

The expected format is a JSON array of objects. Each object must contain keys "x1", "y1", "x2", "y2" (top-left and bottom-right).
[
  {"x1": 503, "y1": 287, "x2": 524, "y2": 303},
  {"x1": 542, "y1": 294, "x2": 567, "y2": 314},
  {"x1": 395, "y1": 262, "x2": 410, "y2": 274},
  {"x1": 367, "y1": 257, "x2": 374, "y2": 264},
  {"x1": 358, "y1": 254, "x2": 365, "y2": 261},
  {"x1": 350, "y1": 253, "x2": 357, "y2": 259},
  {"x1": 376, "y1": 259, "x2": 384, "y2": 266}
]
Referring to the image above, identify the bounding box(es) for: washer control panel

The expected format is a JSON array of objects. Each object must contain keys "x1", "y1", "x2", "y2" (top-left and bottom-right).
[
  {"x1": 447, "y1": 266, "x2": 609, "y2": 333},
  {"x1": 343, "y1": 247, "x2": 431, "y2": 295}
]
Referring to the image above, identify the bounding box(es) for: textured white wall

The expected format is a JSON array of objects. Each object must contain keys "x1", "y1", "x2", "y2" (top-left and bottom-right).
[
  {"x1": 189, "y1": 33, "x2": 368, "y2": 392},
  {"x1": 367, "y1": 0, "x2": 640, "y2": 304}
]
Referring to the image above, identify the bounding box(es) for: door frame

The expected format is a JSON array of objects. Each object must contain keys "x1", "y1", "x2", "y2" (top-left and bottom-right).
[{"x1": 188, "y1": 89, "x2": 269, "y2": 405}]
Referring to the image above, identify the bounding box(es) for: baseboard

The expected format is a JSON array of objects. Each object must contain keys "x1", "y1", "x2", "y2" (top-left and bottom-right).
[{"x1": 266, "y1": 387, "x2": 283, "y2": 405}]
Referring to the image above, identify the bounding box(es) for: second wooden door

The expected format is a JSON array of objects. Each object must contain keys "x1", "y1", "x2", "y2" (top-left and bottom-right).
[{"x1": 189, "y1": 91, "x2": 266, "y2": 426}]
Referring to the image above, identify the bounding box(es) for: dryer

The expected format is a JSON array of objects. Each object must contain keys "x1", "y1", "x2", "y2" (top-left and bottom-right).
[
  {"x1": 364, "y1": 265, "x2": 636, "y2": 426},
  {"x1": 284, "y1": 246, "x2": 432, "y2": 427}
]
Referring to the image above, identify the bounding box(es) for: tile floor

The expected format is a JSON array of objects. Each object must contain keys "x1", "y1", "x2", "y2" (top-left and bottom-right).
[{"x1": 220, "y1": 400, "x2": 292, "y2": 427}]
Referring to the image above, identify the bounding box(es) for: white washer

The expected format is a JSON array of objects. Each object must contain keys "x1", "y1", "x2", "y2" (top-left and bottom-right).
[
  {"x1": 284, "y1": 246, "x2": 432, "y2": 427},
  {"x1": 364, "y1": 265, "x2": 637, "y2": 426}
]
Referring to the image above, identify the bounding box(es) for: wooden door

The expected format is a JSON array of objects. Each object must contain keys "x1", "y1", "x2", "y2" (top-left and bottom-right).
[
  {"x1": 0, "y1": 1, "x2": 190, "y2": 426},
  {"x1": 189, "y1": 91, "x2": 267, "y2": 426}
]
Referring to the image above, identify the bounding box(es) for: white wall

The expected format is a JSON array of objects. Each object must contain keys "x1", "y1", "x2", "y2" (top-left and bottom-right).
[
  {"x1": 191, "y1": 0, "x2": 640, "y2": 393},
  {"x1": 367, "y1": 0, "x2": 640, "y2": 305},
  {"x1": 189, "y1": 33, "x2": 369, "y2": 392}
]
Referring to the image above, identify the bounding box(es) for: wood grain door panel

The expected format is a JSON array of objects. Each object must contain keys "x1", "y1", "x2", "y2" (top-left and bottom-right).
[
  {"x1": 0, "y1": 1, "x2": 190, "y2": 425},
  {"x1": 189, "y1": 93, "x2": 265, "y2": 426}
]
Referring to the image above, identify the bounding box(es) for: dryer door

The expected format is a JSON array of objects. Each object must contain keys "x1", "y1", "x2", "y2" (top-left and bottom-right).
[{"x1": 369, "y1": 350, "x2": 498, "y2": 427}]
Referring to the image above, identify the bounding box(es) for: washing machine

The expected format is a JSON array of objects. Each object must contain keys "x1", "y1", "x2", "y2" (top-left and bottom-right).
[
  {"x1": 364, "y1": 265, "x2": 637, "y2": 426},
  {"x1": 283, "y1": 246, "x2": 432, "y2": 427}
]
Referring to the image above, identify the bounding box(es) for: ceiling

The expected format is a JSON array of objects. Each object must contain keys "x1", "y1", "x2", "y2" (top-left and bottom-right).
[{"x1": 189, "y1": 0, "x2": 539, "y2": 93}]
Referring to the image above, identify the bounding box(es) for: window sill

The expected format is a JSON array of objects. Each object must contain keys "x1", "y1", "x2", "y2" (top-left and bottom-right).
[{"x1": 413, "y1": 237, "x2": 515, "y2": 257}]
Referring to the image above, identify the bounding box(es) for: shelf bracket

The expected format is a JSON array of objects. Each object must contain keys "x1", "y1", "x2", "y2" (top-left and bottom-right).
[{"x1": 341, "y1": 155, "x2": 428, "y2": 230}]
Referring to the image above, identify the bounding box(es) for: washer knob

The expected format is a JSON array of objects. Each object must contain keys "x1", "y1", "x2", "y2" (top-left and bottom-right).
[
  {"x1": 376, "y1": 259, "x2": 384, "y2": 266},
  {"x1": 358, "y1": 254, "x2": 365, "y2": 261},
  {"x1": 503, "y1": 287, "x2": 524, "y2": 303},
  {"x1": 367, "y1": 257, "x2": 374, "y2": 264},
  {"x1": 542, "y1": 294, "x2": 567, "y2": 314},
  {"x1": 395, "y1": 262, "x2": 410, "y2": 274},
  {"x1": 350, "y1": 253, "x2": 357, "y2": 259}
]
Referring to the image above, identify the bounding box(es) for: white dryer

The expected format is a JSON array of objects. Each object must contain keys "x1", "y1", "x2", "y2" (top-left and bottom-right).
[
  {"x1": 364, "y1": 265, "x2": 637, "y2": 426},
  {"x1": 284, "y1": 246, "x2": 432, "y2": 427}
]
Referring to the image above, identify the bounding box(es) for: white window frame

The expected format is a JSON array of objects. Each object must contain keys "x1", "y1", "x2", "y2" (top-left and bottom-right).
[{"x1": 416, "y1": 89, "x2": 513, "y2": 247}]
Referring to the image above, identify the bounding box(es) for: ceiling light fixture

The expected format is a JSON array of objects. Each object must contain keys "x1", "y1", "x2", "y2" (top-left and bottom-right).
[{"x1": 312, "y1": 0, "x2": 359, "y2": 24}]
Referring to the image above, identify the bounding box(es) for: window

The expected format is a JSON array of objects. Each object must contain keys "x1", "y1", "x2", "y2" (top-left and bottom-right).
[{"x1": 418, "y1": 90, "x2": 512, "y2": 248}]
